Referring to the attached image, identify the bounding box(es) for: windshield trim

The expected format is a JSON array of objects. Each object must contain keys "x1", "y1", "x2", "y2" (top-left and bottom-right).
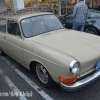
[{"x1": 20, "y1": 14, "x2": 64, "y2": 38}]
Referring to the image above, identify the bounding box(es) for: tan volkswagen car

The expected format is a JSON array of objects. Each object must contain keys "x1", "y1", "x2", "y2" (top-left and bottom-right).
[{"x1": 0, "y1": 11, "x2": 100, "y2": 91}]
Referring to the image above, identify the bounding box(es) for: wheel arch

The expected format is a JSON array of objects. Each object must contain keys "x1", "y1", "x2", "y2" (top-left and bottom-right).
[
  {"x1": 85, "y1": 25, "x2": 99, "y2": 35},
  {"x1": 30, "y1": 61, "x2": 38, "y2": 73},
  {"x1": 29, "y1": 60, "x2": 51, "y2": 75},
  {"x1": 29, "y1": 60, "x2": 56, "y2": 82}
]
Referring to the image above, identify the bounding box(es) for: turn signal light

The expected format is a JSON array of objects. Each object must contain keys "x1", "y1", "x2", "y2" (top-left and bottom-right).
[{"x1": 59, "y1": 76, "x2": 77, "y2": 84}]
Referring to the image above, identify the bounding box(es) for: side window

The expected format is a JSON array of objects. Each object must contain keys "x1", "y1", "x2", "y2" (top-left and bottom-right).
[
  {"x1": 7, "y1": 20, "x2": 21, "y2": 37},
  {"x1": 64, "y1": 13, "x2": 73, "y2": 19},
  {"x1": 16, "y1": 25, "x2": 21, "y2": 37},
  {"x1": 0, "y1": 19, "x2": 7, "y2": 33}
]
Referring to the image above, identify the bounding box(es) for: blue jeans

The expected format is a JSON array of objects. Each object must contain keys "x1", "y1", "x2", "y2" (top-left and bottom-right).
[{"x1": 72, "y1": 21, "x2": 85, "y2": 32}]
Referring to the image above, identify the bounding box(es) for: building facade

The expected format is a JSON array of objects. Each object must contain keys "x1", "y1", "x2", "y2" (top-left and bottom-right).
[
  {"x1": 5, "y1": 0, "x2": 100, "y2": 15},
  {"x1": 0, "y1": 0, "x2": 6, "y2": 12}
]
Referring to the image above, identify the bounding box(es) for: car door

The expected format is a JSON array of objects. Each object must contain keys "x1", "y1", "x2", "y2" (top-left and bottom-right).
[
  {"x1": 64, "y1": 13, "x2": 73, "y2": 29},
  {"x1": 6, "y1": 20, "x2": 24, "y2": 65},
  {"x1": 61, "y1": 13, "x2": 73, "y2": 29},
  {"x1": 0, "y1": 19, "x2": 8, "y2": 53}
]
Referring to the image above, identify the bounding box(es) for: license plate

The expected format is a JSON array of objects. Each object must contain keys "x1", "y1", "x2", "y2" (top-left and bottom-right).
[{"x1": 96, "y1": 61, "x2": 100, "y2": 70}]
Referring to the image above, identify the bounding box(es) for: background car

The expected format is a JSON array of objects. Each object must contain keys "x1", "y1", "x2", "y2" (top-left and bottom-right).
[{"x1": 59, "y1": 10, "x2": 100, "y2": 35}]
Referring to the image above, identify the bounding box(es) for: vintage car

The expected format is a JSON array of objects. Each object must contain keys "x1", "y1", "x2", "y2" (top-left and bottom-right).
[{"x1": 0, "y1": 10, "x2": 100, "y2": 91}]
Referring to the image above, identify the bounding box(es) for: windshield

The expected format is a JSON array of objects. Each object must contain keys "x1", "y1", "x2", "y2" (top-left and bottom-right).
[{"x1": 21, "y1": 14, "x2": 63, "y2": 38}]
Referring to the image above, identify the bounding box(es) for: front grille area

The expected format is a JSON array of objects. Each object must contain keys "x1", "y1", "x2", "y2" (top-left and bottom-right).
[
  {"x1": 77, "y1": 63, "x2": 97, "y2": 81},
  {"x1": 77, "y1": 70, "x2": 96, "y2": 81}
]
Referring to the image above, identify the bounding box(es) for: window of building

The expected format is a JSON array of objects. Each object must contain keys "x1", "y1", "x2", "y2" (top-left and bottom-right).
[
  {"x1": 61, "y1": 0, "x2": 77, "y2": 15},
  {"x1": 5, "y1": 0, "x2": 12, "y2": 10},
  {"x1": 86, "y1": 0, "x2": 99, "y2": 9},
  {"x1": 5, "y1": 0, "x2": 59, "y2": 15}
]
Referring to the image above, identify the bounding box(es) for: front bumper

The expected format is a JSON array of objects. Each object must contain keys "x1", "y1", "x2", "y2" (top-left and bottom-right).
[{"x1": 60, "y1": 69, "x2": 100, "y2": 91}]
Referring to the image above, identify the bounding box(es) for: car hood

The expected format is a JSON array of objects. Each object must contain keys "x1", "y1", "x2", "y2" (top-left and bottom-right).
[{"x1": 33, "y1": 29, "x2": 100, "y2": 66}]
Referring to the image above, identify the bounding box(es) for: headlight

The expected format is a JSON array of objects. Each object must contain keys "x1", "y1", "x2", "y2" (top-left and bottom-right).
[{"x1": 70, "y1": 60, "x2": 80, "y2": 75}]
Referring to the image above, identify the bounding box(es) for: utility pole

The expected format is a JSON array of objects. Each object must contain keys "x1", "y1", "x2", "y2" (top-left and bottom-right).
[
  {"x1": 11, "y1": 0, "x2": 14, "y2": 10},
  {"x1": 84, "y1": 0, "x2": 86, "y2": 3}
]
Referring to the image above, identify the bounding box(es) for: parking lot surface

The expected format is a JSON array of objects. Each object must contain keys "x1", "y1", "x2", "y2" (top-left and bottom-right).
[{"x1": 0, "y1": 55, "x2": 100, "y2": 100}]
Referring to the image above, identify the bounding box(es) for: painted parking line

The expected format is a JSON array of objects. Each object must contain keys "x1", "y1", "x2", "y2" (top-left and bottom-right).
[
  {"x1": 0, "y1": 68, "x2": 27, "y2": 100},
  {"x1": 1, "y1": 56, "x2": 53, "y2": 100}
]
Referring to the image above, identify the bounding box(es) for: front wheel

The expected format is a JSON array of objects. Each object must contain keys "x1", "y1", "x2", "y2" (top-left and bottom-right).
[
  {"x1": 36, "y1": 63, "x2": 54, "y2": 88},
  {"x1": 85, "y1": 27, "x2": 99, "y2": 35}
]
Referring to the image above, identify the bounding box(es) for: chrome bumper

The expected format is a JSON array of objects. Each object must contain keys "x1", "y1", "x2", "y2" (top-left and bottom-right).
[{"x1": 60, "y1": 69, "x2": 100, "y2": 91}]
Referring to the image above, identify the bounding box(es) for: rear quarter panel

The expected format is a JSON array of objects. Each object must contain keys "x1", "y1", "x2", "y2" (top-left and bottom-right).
[{"x1": 85, "y1": 19, "x2": 100, "y2": 31}]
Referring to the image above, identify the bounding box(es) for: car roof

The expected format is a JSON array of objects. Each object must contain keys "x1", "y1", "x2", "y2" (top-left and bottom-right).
[
  {"x1": 89, "y1": 9, "x2": 100, "y2": 13},
  {"x1": 65, "y1": 9, "x2": 100, "y2": 15},
  {"x1": 0, "y1": 12, "x2": 53, "y2": 21},
  {"x1": 60, "y1": 9, "x2": 100, "y2": 17}
]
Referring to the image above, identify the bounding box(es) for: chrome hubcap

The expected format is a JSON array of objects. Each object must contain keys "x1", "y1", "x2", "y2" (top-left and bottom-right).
[
  {"x1": 36, "y1": 64, "x2": 48, "y2": 84},
  {"x1": 85, "y1": 29, "x2": 95, "y2": 34}
]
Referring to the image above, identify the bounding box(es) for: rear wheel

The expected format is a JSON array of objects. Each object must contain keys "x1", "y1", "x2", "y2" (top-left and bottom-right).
[
  {"x1": 85, "y1": 27, "x2": 99, "y2": 35},
  {"x1": 36, "y1": 63, "x2": 54, "y2": 88}
]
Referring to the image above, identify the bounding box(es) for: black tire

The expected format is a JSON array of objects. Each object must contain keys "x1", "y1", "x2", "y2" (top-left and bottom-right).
[
  {"x1": 36, "y1": 63, "x2": 54, "y2": 88},
  {"x1": 85, "y1": 27, "x2": 99, "y2": 35},
  {"x1": 0, "y1": 48, "x2": 5, "y2": 56}
]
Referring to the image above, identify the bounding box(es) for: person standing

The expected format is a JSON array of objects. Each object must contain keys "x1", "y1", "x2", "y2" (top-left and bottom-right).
[{"x1": 72, "y1": 0, "x2": 88, "y2": 32}]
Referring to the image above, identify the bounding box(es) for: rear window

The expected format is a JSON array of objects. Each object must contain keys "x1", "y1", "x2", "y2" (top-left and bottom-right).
[{"x1": 88, "y1": 12, "x2": 100, "y2": 18}]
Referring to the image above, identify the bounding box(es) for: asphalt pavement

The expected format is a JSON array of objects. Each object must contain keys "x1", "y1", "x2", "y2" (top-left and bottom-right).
[{"x1": 0, "y1": 55, "x2": 100, "y2": 100}]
